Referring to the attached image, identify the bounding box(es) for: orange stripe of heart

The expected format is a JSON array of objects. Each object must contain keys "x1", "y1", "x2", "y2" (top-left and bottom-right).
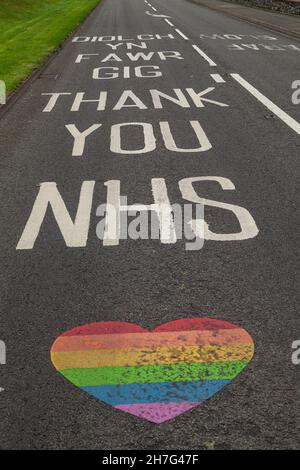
[{"x1": 51, "y1": 343, "x2": 254, "y2": 370}]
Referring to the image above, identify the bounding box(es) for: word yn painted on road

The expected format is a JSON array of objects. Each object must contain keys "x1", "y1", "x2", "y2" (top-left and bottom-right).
[{"x1": 51, "y1": 318, "x2": 254, "y2": 423}]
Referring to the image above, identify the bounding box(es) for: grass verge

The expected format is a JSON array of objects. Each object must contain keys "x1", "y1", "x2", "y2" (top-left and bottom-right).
[{"x1": 0, "y1": 0, "x2": 100, "y2": 94}]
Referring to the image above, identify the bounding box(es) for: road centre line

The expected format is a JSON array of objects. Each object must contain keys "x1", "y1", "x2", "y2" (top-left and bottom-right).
[
  {"x1": 231, "y1": 73, "x2": 300, "y2": 136},
  {"x1": 175, "y1": 29, "x2": 189, "y2": 40},
  {"x1": 164, "y1": 18, "x2": 175, "y2": 27},
  {"x1": 211, "y1": 74, "x2": 225, "y2": 83},
  {"x1": 192, "y1": 45, "x2": 217, "y2": 67}
]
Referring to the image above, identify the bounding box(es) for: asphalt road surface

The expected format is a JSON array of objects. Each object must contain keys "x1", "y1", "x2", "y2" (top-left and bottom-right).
[{"x1": 0, "y1": 0, "x2": 299, "y2": 450}]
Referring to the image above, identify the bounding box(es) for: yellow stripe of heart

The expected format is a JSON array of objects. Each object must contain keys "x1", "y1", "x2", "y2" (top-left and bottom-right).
[{"x1": 51, "y1": 344, "x2": 254, "y2": 370}]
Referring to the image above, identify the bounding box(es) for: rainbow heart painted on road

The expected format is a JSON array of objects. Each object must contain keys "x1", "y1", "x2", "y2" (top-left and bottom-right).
[{"x1": 50, "y1": 318, "x2": 254, "y2": 423}]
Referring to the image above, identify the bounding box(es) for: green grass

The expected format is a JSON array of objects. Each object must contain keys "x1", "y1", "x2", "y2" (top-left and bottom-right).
[{"x1": 0, "y1": 0, "x2": 100, "y2": 94}]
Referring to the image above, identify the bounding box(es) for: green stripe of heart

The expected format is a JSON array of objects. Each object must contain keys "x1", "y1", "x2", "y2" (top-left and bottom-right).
[{"x1": 60, "y1": 360, "x2": 248, "y2": 387}]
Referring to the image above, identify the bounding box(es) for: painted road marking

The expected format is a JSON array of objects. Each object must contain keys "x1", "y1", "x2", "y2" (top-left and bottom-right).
[
  {"x1": 17, "y1": 175, "x2": 259, "y2": 249},
  {"x1": 211, "y1": 74, "x2": 225, "y2": 83},
  {"x1": 51, "y1": 318, "x2": 254, "y2": 423},
  {"x1": 164, "y1": 19, "x2": 174, "y2": 27},
  {"x1": 192, "y1": 45, "x2": 217, "y2": 67},
  {"x1": 231, "y1": 73, "x2": 300, "y2": 136},
  {"x1": 151, "y1": 6, "x2": 157, "y2": 12},
  {"x1": 145, "y1": 11, "x2": 171, "y2": 18},
  {"x1": 42, "y1": 88, "x2": 229, "y2": 112},
  {"x1": 21, "y1": 13, "x2": 260, "y2": 252},
  {"x1": 175, "y1": 29, "x2": 189, "y2": 41}
]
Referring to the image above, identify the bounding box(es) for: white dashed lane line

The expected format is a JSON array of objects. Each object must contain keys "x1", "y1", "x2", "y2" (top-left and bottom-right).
[
  {"x1": 192, "y1": 45, "x2": 217, "y2": 67},
  {"x1": 146, "y1": 4, "x2": 218, "y2": 68},
  {"x1": 175, "y1": 29, "x2": 189, "y2": 40},
  {"x1": 211, "y1": 74, "x2": 226, "y2": 83},
  {"x1": 164, "y1": 18, "x2": 174, "y2": 27}
]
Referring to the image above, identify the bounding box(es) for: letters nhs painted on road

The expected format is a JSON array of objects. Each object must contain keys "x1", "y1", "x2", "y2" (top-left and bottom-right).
[{"x1": 16, "y1": 177, "x2": 259, "y2": 250}]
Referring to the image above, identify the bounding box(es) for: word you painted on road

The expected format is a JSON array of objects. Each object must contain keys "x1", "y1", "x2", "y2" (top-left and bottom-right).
[
  {"x1": 50, "y1": 318, "x2": 254, "y2": 423},
  {"x1": 16, "y1": 177, "x2": 259, "y2": 250}
]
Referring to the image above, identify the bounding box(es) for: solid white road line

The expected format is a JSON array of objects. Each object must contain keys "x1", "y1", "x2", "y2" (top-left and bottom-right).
[
  {"x1": 164, "y1": 18, "x2": 174, "y2": 27},
  {"x1": 175, "y1": 28, "x2": 189, "y2": 40},
  {"x1": 231, "y1": 73, "x2": 300, "y2": 136},
  {"x1": 211, "y1": 74, "x2": 225, "y2": 83},
  {"x1": 192, "y1": 45, "x2": 217, "y2": 67},
  {"x1": 151, "y1": 6, "x2": 157, "y2": 11}
]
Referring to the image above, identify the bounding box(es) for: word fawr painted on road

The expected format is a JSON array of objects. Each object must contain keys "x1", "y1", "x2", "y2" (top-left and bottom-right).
[{"x1": 50, "y1": 318, "x2": 254, "y2": 423}]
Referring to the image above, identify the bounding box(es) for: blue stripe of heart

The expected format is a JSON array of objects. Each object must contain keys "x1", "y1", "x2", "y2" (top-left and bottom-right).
[{"x1": 81, "y1": 379, "x2": 230, "y2": 405}]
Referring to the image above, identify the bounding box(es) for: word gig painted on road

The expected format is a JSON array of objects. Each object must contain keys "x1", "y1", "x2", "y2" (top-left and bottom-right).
[
  {"x1": 50, "y1": 318, "x2": 255, "y2": 423},
  {"x1": 16, "y1": 24, "x2": 259, "y2": 251}
]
